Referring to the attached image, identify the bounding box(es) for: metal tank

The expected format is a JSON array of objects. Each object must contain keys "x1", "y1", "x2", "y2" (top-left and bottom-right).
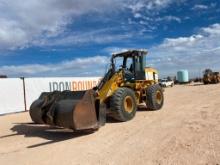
[{"x1": 177, "y1": 70, "x2": 189, "y2": 83}]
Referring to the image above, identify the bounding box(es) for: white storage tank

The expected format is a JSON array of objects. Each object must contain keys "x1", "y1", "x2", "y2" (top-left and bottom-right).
[{"x1": 177, "y1": 70, "x2": 189, "y2": 83}]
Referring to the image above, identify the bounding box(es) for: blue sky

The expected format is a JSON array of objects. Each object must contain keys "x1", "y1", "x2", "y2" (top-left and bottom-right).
[{"x1": 0, "y1": 0, "x2": 220, "y2": 78}]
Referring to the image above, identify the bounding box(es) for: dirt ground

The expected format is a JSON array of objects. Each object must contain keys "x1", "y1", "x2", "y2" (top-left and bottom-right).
[{"x1": 0, "y1": 83, "x2": 220, "y2": 165}]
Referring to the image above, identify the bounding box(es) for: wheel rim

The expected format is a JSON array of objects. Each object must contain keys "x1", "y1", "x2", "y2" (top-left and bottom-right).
[
  {"x1": 124, "y1": 96, "x2": 134, "y2": 113},
  {"x1": 156, "y1": 90, "x2": 162, "y2": 104}
]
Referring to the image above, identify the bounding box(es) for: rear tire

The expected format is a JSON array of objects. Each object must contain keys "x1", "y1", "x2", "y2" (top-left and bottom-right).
[
  {"x1": 109, "y1": 87, "x2": 137, "y2": 122},
  {"x1": 146, "y1": 84, "x2": 164, "y2": 110}
]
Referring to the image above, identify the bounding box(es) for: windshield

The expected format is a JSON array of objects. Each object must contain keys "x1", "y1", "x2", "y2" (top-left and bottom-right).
[{"x1": 113, "y1": 57, "x2": 124, "y2": 70}]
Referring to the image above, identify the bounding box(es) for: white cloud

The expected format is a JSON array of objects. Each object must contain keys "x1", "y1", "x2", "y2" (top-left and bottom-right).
[
  {"x1": 0, "y1": 18, "x2": 29, "y2": 49},
  {"x1": 127, "y1": 1, "x2": 182, "y2": 32},
  {"x1": 128, "y1": 0, "x2": 174, "y2": 18},
  {"x1": 35, "y1": 28, "x2": 133, "y2": 47},
  {"x1": 149, "y1": 23, "x2": 220, "y2": 77},
  {"x1": 150, "y1": 0, "x2": 172, "y2": 9},
  {"x1": 128, "y1": 1, "x2": 145, "y2": 13},
  {"x1": 144, "y1": 0, "x2": 173, "y2": 10},
  {"x1": 0, "y1": 0, "x2": 180, "y2": 50},
  {"x1": 2, "y1": 23, "x2": 220, "y2": 78},
  {"x1": 164, "y1": 16, "x2": 181, "y2": 23},
  {"x1": 1, "y1": 0, "x2": 219, "y2": 78},
  {"x1": 202, "y1": 23, "x2": 220, "y2": 35},
  {"x1": 192, "y1": 4, "x2": 209, "y2": 10},
  {"x1": 134, "y1": 13, "x2": 142, "y2": 19},
  {"x1": 103, "y1": 47, "x2": 130, "y2": 55},
  {"x1": 0, "y1": 56, "x2": 109, "y2": 77},
  {"x1": 159, "y1": 35, "x2": 203, "y2": 48},
  {"x1": 0, "y1": 0, "x2": 128, "y2": 50},
  {"x1": 127, "y1": 0, "x2": 173, "y2": 13},
  {"x1": 156, "y1": 15, "x2": 181, "y2": 23}
]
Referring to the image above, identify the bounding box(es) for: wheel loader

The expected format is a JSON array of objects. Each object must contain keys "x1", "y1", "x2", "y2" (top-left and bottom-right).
[
  {"x1": 203, "y1": 69, "x2": 220, "y2": 84},
  {"x1": 29, "y1": 50, "x2": 164, "y2": 131}
]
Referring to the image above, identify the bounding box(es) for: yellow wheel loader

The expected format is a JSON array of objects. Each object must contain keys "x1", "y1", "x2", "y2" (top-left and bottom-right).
[
  {"x1": 29, "y1": 50, "x2": 164, "y2": 131},
  {"x1": 203, "y1": 69, "x2": 220, "y2": 84}
]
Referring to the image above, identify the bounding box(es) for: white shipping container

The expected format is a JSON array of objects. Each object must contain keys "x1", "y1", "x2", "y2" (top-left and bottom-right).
[
  {"x1": 0, "y1": 78, "x2": 25, "y2": 114},
  {"x1": 25, "y1": 77, "x2": 102, "y2": 109}
]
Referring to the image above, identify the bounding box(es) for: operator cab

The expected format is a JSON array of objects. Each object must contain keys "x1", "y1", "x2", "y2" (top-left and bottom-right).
[{"x1": 112, "y1": 50, "x2": 147, "y2": 81}]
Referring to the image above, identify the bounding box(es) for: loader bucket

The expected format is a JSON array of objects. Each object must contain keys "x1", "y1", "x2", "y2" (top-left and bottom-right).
[
  {"x1": 54, "y1": 90, "x2": 99, "y2": 130},
  {"x1": 29, "y1": 89, "x2": 104, "y2": 131}
]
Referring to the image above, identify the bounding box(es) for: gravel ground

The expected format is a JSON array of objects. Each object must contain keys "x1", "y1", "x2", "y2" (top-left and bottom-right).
[{"x1": 0, "y1": 83, "x2": 220, "y2": 165}]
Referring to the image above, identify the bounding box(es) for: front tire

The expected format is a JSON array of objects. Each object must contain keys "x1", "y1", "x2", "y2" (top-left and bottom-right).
[
  {"x1": 109, "y1": 87, "x2": 137, "y2": 122},
  {"x1": 29, "y1": 99, "x2": 45, "y2": 124},
  {"x1": 146, "y1": 84, "x2": 164, "y2": 110}
]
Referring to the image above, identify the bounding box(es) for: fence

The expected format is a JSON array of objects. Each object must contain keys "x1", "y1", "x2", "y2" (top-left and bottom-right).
[{"x1": 0, "y1": 77, "x2": 101, "y2": 115}]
